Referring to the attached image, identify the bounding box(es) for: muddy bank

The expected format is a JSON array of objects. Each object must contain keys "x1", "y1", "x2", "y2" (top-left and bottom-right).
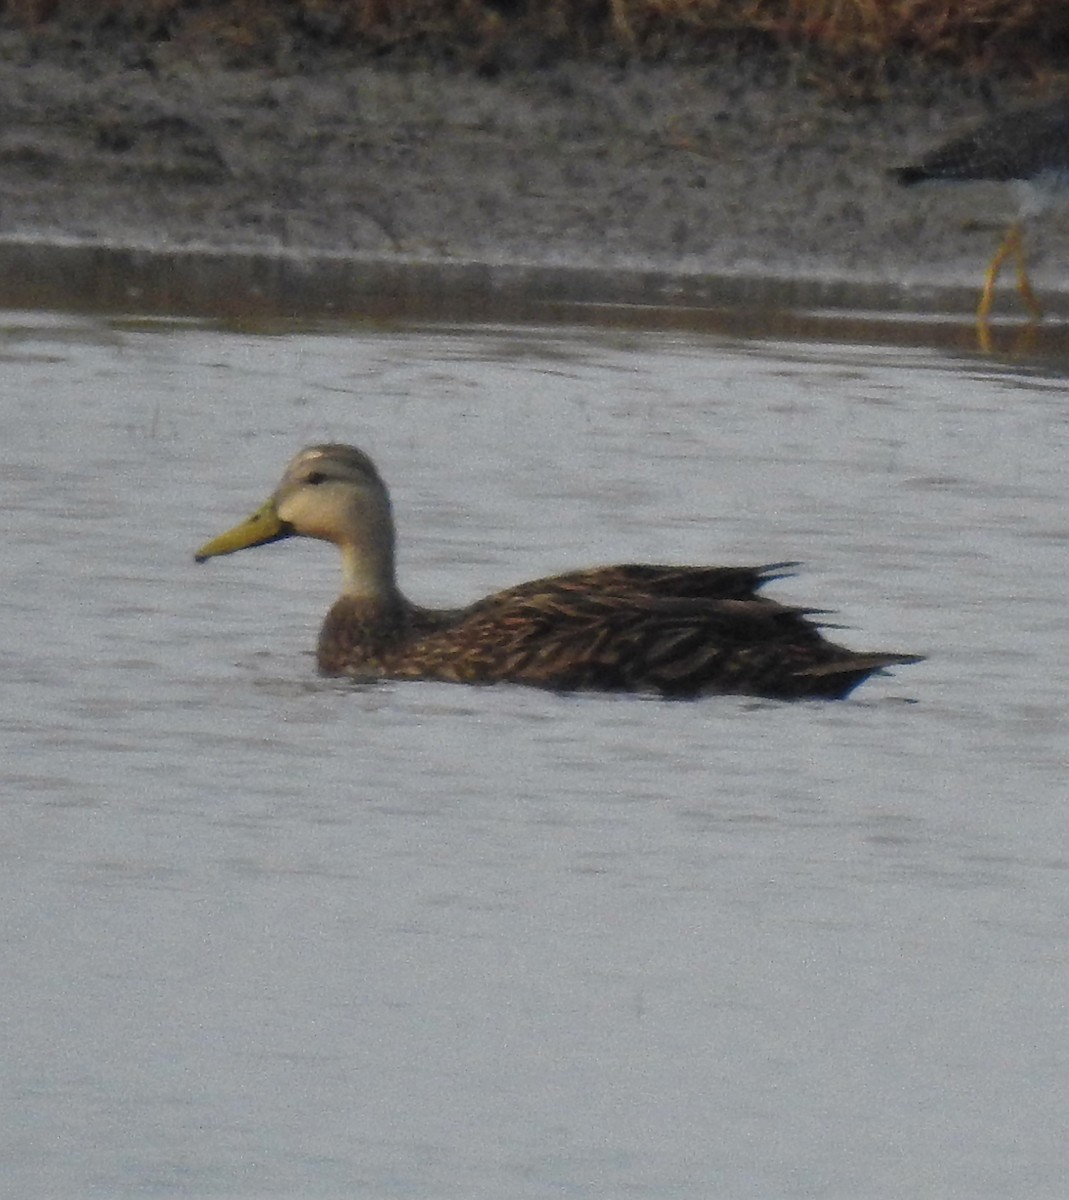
[{"x1": 0, "y1": 31, "x2": 1065, "y2": 315}]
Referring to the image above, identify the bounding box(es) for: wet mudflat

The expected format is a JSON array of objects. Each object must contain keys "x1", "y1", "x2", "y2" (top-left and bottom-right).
[{"x1": 3, "y1": 309, "x2": 1067, "y2": 1197}]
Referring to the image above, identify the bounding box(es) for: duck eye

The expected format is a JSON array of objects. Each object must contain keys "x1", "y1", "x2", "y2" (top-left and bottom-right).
[{"x1": 306, "y1": 471, "x2": 326, "y2": 485}]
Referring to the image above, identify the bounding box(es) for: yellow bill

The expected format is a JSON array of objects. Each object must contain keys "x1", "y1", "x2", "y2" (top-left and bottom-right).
[{"x1": 194, "y1": 499, "x2": 291, "y2": 562}]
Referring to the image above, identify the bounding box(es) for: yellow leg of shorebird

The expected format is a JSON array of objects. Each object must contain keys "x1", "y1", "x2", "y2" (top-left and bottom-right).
[
  {"x1": 1008, "y1": 224, "x2": 1043, "y2": 319},
  {"x1": 978, "y1": 222, "x2": 1042, "y2": 323},
  {"x1": 977, "y1": 226, "x2": 1012, "y2": 324},
  {"x1": 976, "y1": 233, "x2": 1007, "y2": 352},
  {"x1": 976, "y1": 222, "x2": 1042, "y2": 351}
]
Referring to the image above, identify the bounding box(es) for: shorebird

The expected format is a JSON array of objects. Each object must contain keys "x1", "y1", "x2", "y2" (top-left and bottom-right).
[{"x1": 894, "y1": 97, "x2": 1069, "y2": 323}]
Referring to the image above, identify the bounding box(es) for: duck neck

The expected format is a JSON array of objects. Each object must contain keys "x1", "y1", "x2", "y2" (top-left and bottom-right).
[{"x1": 337, "y1": 509, "x2": 403, "y2": 607}]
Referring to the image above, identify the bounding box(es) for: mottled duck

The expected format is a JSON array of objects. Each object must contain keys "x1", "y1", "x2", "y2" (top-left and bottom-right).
[{"x1": 195, "y1": 444, "x2": 922, "y2": 700}]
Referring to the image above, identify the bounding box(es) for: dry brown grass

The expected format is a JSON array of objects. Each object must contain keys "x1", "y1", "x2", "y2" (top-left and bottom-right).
[{"x1": 3, "y1": 0, "x2": 1068, "y2": 76}]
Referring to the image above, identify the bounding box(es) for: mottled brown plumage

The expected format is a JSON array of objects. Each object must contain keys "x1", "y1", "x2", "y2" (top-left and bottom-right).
[{"x1": 195, "y1": 445, "x2": 922, "y2": 701}]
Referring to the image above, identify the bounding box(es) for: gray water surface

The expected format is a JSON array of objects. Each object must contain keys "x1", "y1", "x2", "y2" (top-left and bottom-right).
[{"x1": 3, "y1": 311, "x2": 1068, "y2": 1198}]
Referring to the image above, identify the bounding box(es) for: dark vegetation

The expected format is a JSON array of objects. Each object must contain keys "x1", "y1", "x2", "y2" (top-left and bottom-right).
[{"x1": 3, "y1": 0, "x2": 1069, "y2": 83}]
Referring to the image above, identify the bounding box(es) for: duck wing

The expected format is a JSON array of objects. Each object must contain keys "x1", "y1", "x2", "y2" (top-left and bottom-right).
[{"x1": 408, "y1": 568, "x2": 916, "y2": 699}]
